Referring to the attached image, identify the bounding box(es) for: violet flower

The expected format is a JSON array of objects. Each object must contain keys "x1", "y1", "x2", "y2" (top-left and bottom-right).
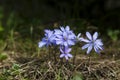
[
  {"x1": 60, "y1": 46, "x2": 73, "y2": 60},
  {"x1": 81, "y1": 32, "x2": 103, "y2": 54},
  {"x1": 38, "y1": 29, "x2": 56, "y2": 47},
  {"x1": 54, "y1": 26, "x2": 76, "y2": 47}
]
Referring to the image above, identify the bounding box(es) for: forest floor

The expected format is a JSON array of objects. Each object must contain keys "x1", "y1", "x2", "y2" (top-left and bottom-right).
[{"x1": 0, "y1": 39, "x2": 120, "y2": 80}]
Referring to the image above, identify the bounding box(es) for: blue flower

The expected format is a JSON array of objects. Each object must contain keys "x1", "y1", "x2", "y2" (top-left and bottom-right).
[
  {"x1": 75, "y1": 33, "x2": 83, "y2": 42},
  {"x1": 38, "y1": 29, "x2": 56, "y2": 47},
  {"x1": 60, "y1": 46, "x2": 73, "y2": 60},
  {"x1": 81, "y1": 32, "x2": 103, "y2": 54},
  {"x1": 54, "y1": 26, "x2": 76, "y2": 47}
]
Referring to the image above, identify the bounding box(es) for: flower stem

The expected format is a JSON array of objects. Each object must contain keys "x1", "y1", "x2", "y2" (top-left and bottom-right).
[
  {"x1": 88, "y1": 54, "x2": 91, "y2": 68},
  {"x1": 73, "y1": 52, "x2": 76, "y2": 65},
  {"x1": 48, "y1": 46, "x2": 51, "y2": 60},
  {"x1": 53, "y1": 47, "x2": 57, "y2": 63},
  {"x1": 73, "y1": 47, "x2": 77, "y2": 65}
]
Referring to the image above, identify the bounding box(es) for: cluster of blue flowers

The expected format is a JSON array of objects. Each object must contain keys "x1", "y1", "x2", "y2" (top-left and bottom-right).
[{"x1": 38, "y1": 26, "x2": 103, "y2": 60}]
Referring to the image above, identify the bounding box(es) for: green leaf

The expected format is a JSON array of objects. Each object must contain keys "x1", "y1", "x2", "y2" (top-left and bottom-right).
[
  {"x1": 107, "y1": 29, "x2": 119, "y2": 42},
  {"x1": 0, "y1": 53, "x2": 8, "y2": 61},
  {"x1": 12, "y1": 63, "x2": 20, "y2": 70},
  {"x1": 0, "y1": 22, "x2": 4, "y2": 32}
]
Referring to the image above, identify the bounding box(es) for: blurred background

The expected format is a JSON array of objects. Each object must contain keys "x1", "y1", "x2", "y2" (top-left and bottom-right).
[{"x1": 0, "y1": 0, "x2": 120, "y2": 45}]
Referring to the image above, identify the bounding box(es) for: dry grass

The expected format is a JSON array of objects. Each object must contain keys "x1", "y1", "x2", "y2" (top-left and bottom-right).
[
  {"x1": 0, "y1": 51, "x2": 120, "y2": 80},
  {"x1": 0, "y1": 41, "x2": 120, "y2": 80}
]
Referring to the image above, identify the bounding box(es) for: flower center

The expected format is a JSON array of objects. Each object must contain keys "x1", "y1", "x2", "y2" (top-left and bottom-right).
[
  {"x1": 45, "y1": 37, "x2": 48, "y2": 41},
  {"x1": 90, "y1": 40, "x2": 95, "y2": 44},
  {"x1": 64, "y1": 36, "x2": 67, "y2": 41}
]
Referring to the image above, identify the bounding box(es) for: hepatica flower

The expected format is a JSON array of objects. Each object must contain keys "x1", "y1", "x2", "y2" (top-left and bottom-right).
[
  {"x1": 75, "y1": 33, "x2": 83, "y2": 42},
  {"x1": 38, "y1": 25, "x2": 104, "y2": 61},
  {"x1": 38, "y1": 29, "x2": 56, "y2": 47},
  {"x1": 54, "y1": 26, "x2": 76, "y2": 47},
  {"x1": 60, "y1": 46, "x2": 73, "y2": 60},
  {"x1": 81, "y1": 32, "x2": 103, "y2": 54}
]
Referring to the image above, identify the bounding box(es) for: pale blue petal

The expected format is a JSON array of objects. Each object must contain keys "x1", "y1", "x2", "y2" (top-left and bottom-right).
[
  {"x1": 96, "y1": 44, "x2": 103, "y2": 50},
  {"x1": 68, "y1": 31, "x2": 74, "y2": 35},
  {"x1": 44, "y1": 33, "x2": 48, "y2": 37},
  {"x1": 44, "y1": 29, "x2": 50, "y2": 33},
  {"x1": 77, "y1": 33, "x2": 81, "y2": 38},
  {"x1": 54, "y1": 29, "x2": 62, "y2": 35},
  {"x1": 67, "y1": 53, "x2": 73, "y2": 58},
  {"x1": 94, "y1": 46, "x2": 100, "y2": 53},
  {"x1": 56, "y1": 40, "x2": 63, "y2": 45},
  {"x1": 50, "y1": 35, "x2": 56, "y2": 41},
  {"x1": 38, "y1": 41, "x2": 46, "y2": 47},
  {"x1": 65, "y1": 55, "x2": 69, "y2": 60},
  {"x1": 79, "y1": 37, "x2": 84, "y2": 41},
  {"x1": 67, "y1": 48, "x2": 72, "y2": 53},
  {"x1": 95, "y1": 39, "x2": 103, "y2": 46},
  {"x1": 60, "y1": 47, "x2": 64, "y2": 53},
  {"x1": 60, "y1": 27, "x2": 65, "y2": 31},
  {"x1": 68, "y1": 34, "x2": 75, "y2": 39},
  {"x1": 56, "y1": 35, "x2": 63, "y2": 38},
  {"x1": 82, "y1": 44, "x2": 89, "y2": 49},
  {"x1": 93, "y1": 32, "x2": 98, "y2": 40},
  {"x1": 81, "y1": 38, "x2": 90, "y2": 43},
  {"x1": 60, "y1": 54, "x2": 65, "y2": 58},
  {"x1": 68, "y1": 40, "x2": 75, "y2": 45},
  {"x1": 65, "y1": 26, "x2": 70, "y2": 31},
  {"x1": 42, "y1": 37, "x2": 47, "y2": 41},
  {"x1": 48, "y1": 31, "x2": 53, "y2": 38},
  {"x1": 55, "y1": 38, "x2": 61, "y2": 41},
  {"x1": 87, "y1": 45, "x2": 93, "y2": 54},
  {"x1": 86, "y1": 32, "x2": 92, "y2": 40},
  {"x1": 64, "y1": 42, "x2": 68, "y2": 46},
  {"x1": 63, "y1": 32, "x2": 67, "y2": 38}
]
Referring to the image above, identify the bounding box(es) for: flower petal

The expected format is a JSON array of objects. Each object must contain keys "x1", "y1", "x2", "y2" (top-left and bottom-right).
[
  {"x1": 94, "y1": 46, "x2": 100, "y2": 53},
  {"x1": 60, "y1": 53, "x2": 65, "y2": 58},
  {"x1": 48, "y1": 31, "x2": 53, "y2": 38},
  {"x1": 95, "y1": 39, "x2": 103, "y2": 46},
  {"x1": 60, "y1": 47, "x2": 64, "y2": 53},
  {"x1": 56, "y1": 40, "x2": 63, "y2": 45},
  {"x1": 55, "y1": 35, "x2": 62, "y2": 38},
  {"x1": 63, "y1": 32, "x2": 67, "y2": 38},
  {"x1": 78, "y1": 37, "x2": 84, "y2": 41},
  {"x1": 87, "y1": 44, "x2": 93, "y2": 54},
  {"x1": 93, "y1": 32, "x2": 98, "y2": 40},
  {"x1": 68, "y1": 34, "x2": 75, "y2": 39},
  {"x1": 81, "y1": 38, "x2": 90, "y2": 43},
  {"x1": 65, "y1": 55, "x2": 69, "y2": 60},
  {"x1": 54, "y1": 29, "x2": 62, "y2": 35},
  {"x1": 44, "y1": 29, "x2": 50, "y2": 33},
  {"x1": 77, "y1": 33, "x2": 81, "y2": 38},
  {"x1": 64, "y1": 42, "x2": 68, "y2": 47},
  {"x1": 60, "y1": 27, "x2": 65, "y2": 31},
  {"x1": 67, "y1": 53, "x2": 73, "y2": 58},
  {"x1": 68, "y1": 40, "x2": 75, "y2": 46},
  {"x1": 38, "y1": 41, "x2": 46, "y2": 47},
  {"x1": 66, "y1": 48, "x2": 72, "y2": 53},
  {"x1": 65, "y1": 26, "x2": 70, "y2": 31},
  {"x1": 86, "y1": 32, "x2": 92, "y2": 40},
  {"x1": 82, "y1": 44, "x2": 89, "y2": 49},
  {"x1": 96, "y1": 44, "x2": 103, "y2": 50}
]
